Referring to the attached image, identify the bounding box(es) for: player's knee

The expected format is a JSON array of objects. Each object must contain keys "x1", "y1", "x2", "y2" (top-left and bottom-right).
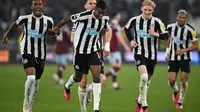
[
  {"x1": 113, "y1": 66, "x2": 121, "y2": 72},
  {"x1": 168, "y1": 79, "x2": 176, "y2": 85},
  {"x1": 80, "y1": 82, "x2": 87, "y2": 89},
  {"x1": 80, "y1": 79, "x2": 87, "y2": 89}
]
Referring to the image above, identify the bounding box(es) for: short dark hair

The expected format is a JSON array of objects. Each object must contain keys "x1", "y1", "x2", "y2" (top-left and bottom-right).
[{"x1": 96, "y1": 0, "x2": 107, "y2": 10}]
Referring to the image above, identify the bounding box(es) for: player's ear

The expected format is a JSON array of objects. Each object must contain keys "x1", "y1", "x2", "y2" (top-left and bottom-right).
[
  {"x1": 84, "y1": 4, "x2": 87, "y2": 9},
  {"x1": 141, "y1": 6, "x2": 143, "y2": 12}
]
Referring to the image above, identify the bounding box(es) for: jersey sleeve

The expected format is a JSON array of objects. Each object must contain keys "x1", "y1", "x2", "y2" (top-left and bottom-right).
[
  {"x1": 190, "y1": 29, "x2": 198, "y2": 42},
  {"x1": 125, "y1": 17, "x2": 135, "y2": 29},
  {"x1": 47, "y1": 17, "x2": 54, "y2": 29},
  {"x1": 71, "y1": 22, "x2": 78, "y2": 32},
  {"x1": 157, "y1": 19, "x2": 167, "y2": 33},
  {"x1": 16, "y1": 15, "x2": 26, "y2": 25},
  {"x1": 103, "y1": 16, "x2": 110, "y2": 30},
  {"x1": 70, "y1": 13, "x2": 81, "y2": 23},
  {"x1": 166, "y1": 24, "x2": 172, "y2": 35}
]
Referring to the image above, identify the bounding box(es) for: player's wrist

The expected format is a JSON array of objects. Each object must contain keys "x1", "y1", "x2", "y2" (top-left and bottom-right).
[
  {"x1": 165, "y1": 48, "x2": 170, "y2": 56},
  {"x1": 104, "y1": 42, "x2": 110, "y2": 52}
]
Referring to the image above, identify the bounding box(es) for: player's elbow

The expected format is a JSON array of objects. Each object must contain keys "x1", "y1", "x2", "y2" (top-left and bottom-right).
[{"x1": 159, "y1": 33, "x2": 169, "y2": 40}]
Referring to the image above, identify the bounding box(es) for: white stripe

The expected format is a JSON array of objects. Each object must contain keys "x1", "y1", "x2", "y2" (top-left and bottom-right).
[
  {"x1": 87, "y1": 19, "x2": 99, "y2": 53},
  {"x1": 136, "y1": 17, "x2": 142, "y2": 55},
  {"x1": 79, "y1": 17, "x2": 93, "y2": 54},
  {"x1": 177, "y1": 26, "x2": 182, "y2": 61},
  {"x1": 171, "y1": 25, "x2": 176, "y2": 61},
  {"x1": 74, "y1": 23, "x2": 85, "y2": 53},
  {"x1": 41, "y1": 17, "x2": 48, "y2": 59},
  {"x1": 27, "y1": 16, "x2": 32, "y2": 54},
  {"x1": 151, "y1": 18, "x2": 155, "y2": 60},
  {"x1": 183, "y1": 27, "x2": 188, "y2": 60},
  {"x1": 21, "y1": 26, "x2": 26, "y2": 55},
  {"x1": 34, "y1": 18, "x2": 40, "y2": 58}
]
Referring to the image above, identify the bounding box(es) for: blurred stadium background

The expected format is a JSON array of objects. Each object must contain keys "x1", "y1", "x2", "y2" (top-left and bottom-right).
[{"x1": 0, "y1": 0, "x2": 200, "y2": 112}]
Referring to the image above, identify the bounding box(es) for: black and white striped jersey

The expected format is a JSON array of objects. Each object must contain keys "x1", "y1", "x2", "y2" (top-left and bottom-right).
[
  {"x1": 16, "y1": 13, "x2": 53, "y2": 59},
  {"x1": 125, "y1": 15, "x2": 166, "y2": 60},
  {"x1": 70, "y1": 10, "x2": 110, "y2": 54},
  {"x1": 167, "y1": 23, "x2": 198, "y2": 61}
]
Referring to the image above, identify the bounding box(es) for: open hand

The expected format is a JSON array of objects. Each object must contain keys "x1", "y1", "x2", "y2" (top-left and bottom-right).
[{"x1": 1, "y1": 36, "x2": 8, "y2": 46}]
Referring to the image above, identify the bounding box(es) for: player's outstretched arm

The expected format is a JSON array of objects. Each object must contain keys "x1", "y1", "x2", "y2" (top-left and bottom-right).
[
  {"x1": 55, "y1": 18, "x2": 72, "y2": 28},
  {"x1": 1, "y1": 22, "x2": 19, "y2": 46}
]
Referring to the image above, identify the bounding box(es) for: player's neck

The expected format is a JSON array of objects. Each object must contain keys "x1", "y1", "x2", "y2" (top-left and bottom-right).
[
  {"x1": 141, "y1": 14, "x2": 152, "y2": 20},
  {"x1": 32, "y1": 13, "x2": 43, "y2": 18},
  {"x1": 177, "y1": 22, "x2": 186, "y2": 27}
]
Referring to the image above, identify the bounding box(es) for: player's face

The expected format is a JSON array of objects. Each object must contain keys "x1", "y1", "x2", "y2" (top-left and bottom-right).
[
  {"x1": 141, "y1": 6, "x2": 154, "y2": 19},
  {"x1": 177, "y1": 13, "x2": 187, "y2": 26},
  {"x1": 85, "y1": 0, "x2": 96, "y2": 10},
  {"x1": 94, "y1": 8, "x2": 106, "y2": 19},
  {"x1": 31, "y1": 0, "x2": 43, "y2": 17}
]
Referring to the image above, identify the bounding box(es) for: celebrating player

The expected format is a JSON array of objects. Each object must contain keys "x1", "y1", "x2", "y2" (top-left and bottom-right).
[
  {"x1": 1, "y1": 0, "x2": 58, "y2": 111},
  {"x1": 166, "y1": 9, "x2": 198, "y2": 109},
  {"x1": 124, "y1": 0, "x2": 168, "y2": 112},
  {"x1": 55, "y1": 0, "x2": 112, "y2": 112}
]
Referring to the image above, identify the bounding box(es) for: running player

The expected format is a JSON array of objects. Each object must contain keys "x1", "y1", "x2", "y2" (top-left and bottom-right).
[{"x1": 166, "y1": 9, "x2": 198, "y2": 109}]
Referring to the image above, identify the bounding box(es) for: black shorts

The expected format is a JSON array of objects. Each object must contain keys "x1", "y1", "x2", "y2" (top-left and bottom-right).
[
  {"x1": 74, "y1": 52, "x2": 101, "y2": 73},
  {"x1": 168, "y1": 60, "x2": 191, "y2": 73},
  {"x1": 82, "y1": 51, "x2": 104, "y2": 74},
  {"x1": 21, "y1": 54, "x2": 45, "y2": 79},
  {"x1": 134, "y1": 55, "x2": 157, "y2": 75}
]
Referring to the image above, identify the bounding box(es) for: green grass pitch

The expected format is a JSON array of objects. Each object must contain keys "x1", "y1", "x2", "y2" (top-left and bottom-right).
[{"x1": 0, "y1": 64, "x2": 200, "y2": 112}]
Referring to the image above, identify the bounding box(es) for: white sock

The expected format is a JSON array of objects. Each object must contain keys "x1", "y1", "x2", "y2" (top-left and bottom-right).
[
  {"x1": 78, "y1": 86, "x2": 86, "y2": 111},
  {"x1": 24, "y1": 75, "x2": 35, "y2": 104},
  {"x1": 168, "y1": 81, "x2": 179, "y2": 92},
  {"x1": 29, "y1": 80, "x2": 39, "y2": 104},
  {"x1": 178, "y1": 82, "x2": 188, "y2": 103},
  {"x1": 138, "y1": 73, "x2": 148, "y2": 106},
  {"x1": 112, "y1": 82, "x2": 118, "y2": 88},
  {"x1": 86, "y1": 84, "x2": 93, "y2": 93},
  {"x1": 65, "y1": 74, "x2": 75, "y2": 89},
  {"x1": 93, "y1": 83, "x2": 101, "y2": 111}
]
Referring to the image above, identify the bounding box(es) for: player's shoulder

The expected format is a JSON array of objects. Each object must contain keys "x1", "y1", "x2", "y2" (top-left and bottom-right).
[
  {"x1": 129, "y1": 15, "x2": 140, "y2": 21},
  {"x1": 79, "y1": 10, "x2": 93, "y2": 16},
  {"x1": 43, "y1": 15, "x2": 54, "y2": 22},
  {"x1": 152, "y1": 16, "x2": 162, "y2": 23},
  {"x1": 186, "y1": 23, "x2": 195, "y2": 31},
  {"x1": 18, "y1": 14, "x2": 32, "y2": 19},
  {"x1": 102, "y1": 15, "x2": 109, "y2": 21},
  {"x1": 167, "y1": 22, "x2": 176, "y2": 28}
]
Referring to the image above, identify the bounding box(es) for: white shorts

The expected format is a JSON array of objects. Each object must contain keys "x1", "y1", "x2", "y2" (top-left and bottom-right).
[
  {"x1": 107, "y1": 51, "x2": 122, "y2": 65},
  {"x1": 56, "y1": 54, "x2": 68, "y2": 64}
]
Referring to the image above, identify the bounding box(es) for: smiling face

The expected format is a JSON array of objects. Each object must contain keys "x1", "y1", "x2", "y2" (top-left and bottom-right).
[
  {"x1": 141, "y1": 5, "x2": 154, "y2": 19},
  {"x1": 85, "y1": 0, "x2": 96, "y2": 10},
  {"x1": 31, "y1": 0, "x2": 43, "y2": 17}
]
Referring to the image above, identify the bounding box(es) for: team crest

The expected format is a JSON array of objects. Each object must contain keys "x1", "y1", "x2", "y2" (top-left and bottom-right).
[
  {"x1": 75, "y1": 65, "x2": 80, "y2": 70},
  {"x1": 136, "y1": 60, "x2": 141, "y2": 65},
  {"x1": 23, "y1": 59, "x2": 28, "y2": 64}
]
